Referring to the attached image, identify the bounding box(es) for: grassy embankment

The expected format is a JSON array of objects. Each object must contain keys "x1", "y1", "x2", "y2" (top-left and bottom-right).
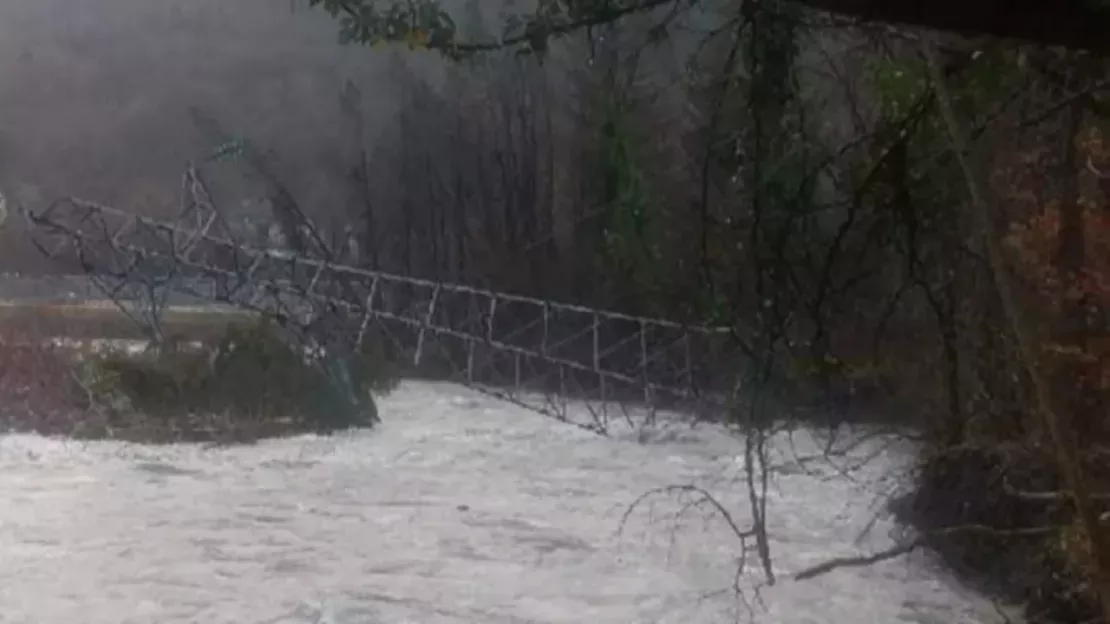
[{"x1": 0, "y1": 301, "x2": 396, "y2": 444}]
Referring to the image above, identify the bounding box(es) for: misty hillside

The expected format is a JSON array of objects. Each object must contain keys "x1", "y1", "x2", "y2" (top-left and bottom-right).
[{"x1": 0, "y1": 0, "x2": 424, "y2": 273}]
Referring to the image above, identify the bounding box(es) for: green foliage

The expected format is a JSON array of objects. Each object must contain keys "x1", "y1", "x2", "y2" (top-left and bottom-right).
[
  {"x1": 80, "y1": 318, "x2": 397, "y2": 442},
  {"x1": 860, "y1": 48, "x2": 1027, "y2": 279},
  {"x1": 870, "y1": 48, "x2": 1025, "y2": 158},
  {"x1": 309, "y1": 0, "x2": 460, "y2": 53},
  {"x1": 595, "y1": 95, "x2": 663, "y2": 307},
  {"x1": 737, "y1": 1, "x2": 810, "y2": 287},
  {"x1": 870, "y1": 57, "x2": 929, "y2": 120},
  {"x1": 307, "y1": 0, "x2": 674, "y2": 58},
  {"x1": 746, "y1": 1, "x2": 800, "y2": 119}
]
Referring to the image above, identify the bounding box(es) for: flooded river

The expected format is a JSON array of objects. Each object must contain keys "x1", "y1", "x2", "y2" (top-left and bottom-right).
[{"x1": 0, "y1": 381, "x2": 998, "y2": 623}]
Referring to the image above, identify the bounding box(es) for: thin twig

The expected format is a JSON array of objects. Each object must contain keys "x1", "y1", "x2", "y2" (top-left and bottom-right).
[{"x1": 795, "y1": 523, "x2": 1054, "y2": 581}]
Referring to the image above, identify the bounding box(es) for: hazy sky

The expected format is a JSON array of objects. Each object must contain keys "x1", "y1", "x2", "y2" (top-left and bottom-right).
[
  {"x1": 0, "y1": 0, "x2": 829, "y2": 274},
  {"x1": 0, "y1": 0, "x2": 407, "y2": 271}
]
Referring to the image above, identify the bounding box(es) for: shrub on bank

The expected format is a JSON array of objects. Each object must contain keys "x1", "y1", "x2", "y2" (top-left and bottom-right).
[
  {"x1": 887, "y1": 317, "x2": 1109, "y2": 622},
  {"x1": 892, "y1": 443, "x2": 1092, "y2": 623},
  {"x1": 0, "y1": 328, "x2": 90, "y2": 435},
  {"x1": 0, "y1": 317, "x2": 398, "y2": 444}
]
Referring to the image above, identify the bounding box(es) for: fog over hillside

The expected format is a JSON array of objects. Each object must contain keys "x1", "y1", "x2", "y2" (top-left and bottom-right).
[
  {"x1": 0, "y1": 0, "x2": 833, "y2": 285},
  {"x1": 0, "y1": 0, "x2": 702, "y2": 278},
  {"x1": 0, "y1": 0, "x2": 434, "y2": 273}
]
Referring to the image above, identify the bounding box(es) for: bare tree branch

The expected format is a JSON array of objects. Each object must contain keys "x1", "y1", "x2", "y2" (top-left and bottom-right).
[{"x1": 795, "y1": 523, "x2": 1054, "y2": 581}]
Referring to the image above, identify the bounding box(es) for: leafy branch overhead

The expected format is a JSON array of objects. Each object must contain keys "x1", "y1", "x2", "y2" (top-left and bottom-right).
[
  {"x1": 310, "y1": 0, "x2": 1110, "y2": 57},
  {"x1": 308, "y1": 0, "x2": 675, "y2": 58}
]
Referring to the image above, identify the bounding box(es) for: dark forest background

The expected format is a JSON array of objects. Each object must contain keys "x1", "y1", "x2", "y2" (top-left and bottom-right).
[{"x1": 2, "y1": 0, "x2": 1110, "y2": 621}]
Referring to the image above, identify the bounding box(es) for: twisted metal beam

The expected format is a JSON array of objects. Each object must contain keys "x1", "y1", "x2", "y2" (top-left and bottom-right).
[{"x1": 23, "y1": 164, "x2": 743, "y2": 434}]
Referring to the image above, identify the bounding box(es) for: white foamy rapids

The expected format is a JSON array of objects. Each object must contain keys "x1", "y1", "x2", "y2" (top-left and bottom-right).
[{"x1": 0, "y1": 381, "x2": 1000, "y2": 623}]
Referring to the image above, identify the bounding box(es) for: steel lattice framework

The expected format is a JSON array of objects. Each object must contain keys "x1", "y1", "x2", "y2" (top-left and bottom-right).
[{"x1": 23, "y1": 163, "x2": 743, "y2": 434}]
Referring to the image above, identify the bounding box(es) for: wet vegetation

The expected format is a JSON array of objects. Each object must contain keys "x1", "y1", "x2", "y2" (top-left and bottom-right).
[
  {"x1": 0, "y1": 0, "x2": 1108, "y2": 620},
  {"x1": 0, "y1": 316, "x2": 397, "y2": 445}
]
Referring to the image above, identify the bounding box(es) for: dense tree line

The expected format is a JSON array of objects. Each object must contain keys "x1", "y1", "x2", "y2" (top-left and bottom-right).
[{"x1": 288, "y1": 0, "x2": 1110, "y2": 620}]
